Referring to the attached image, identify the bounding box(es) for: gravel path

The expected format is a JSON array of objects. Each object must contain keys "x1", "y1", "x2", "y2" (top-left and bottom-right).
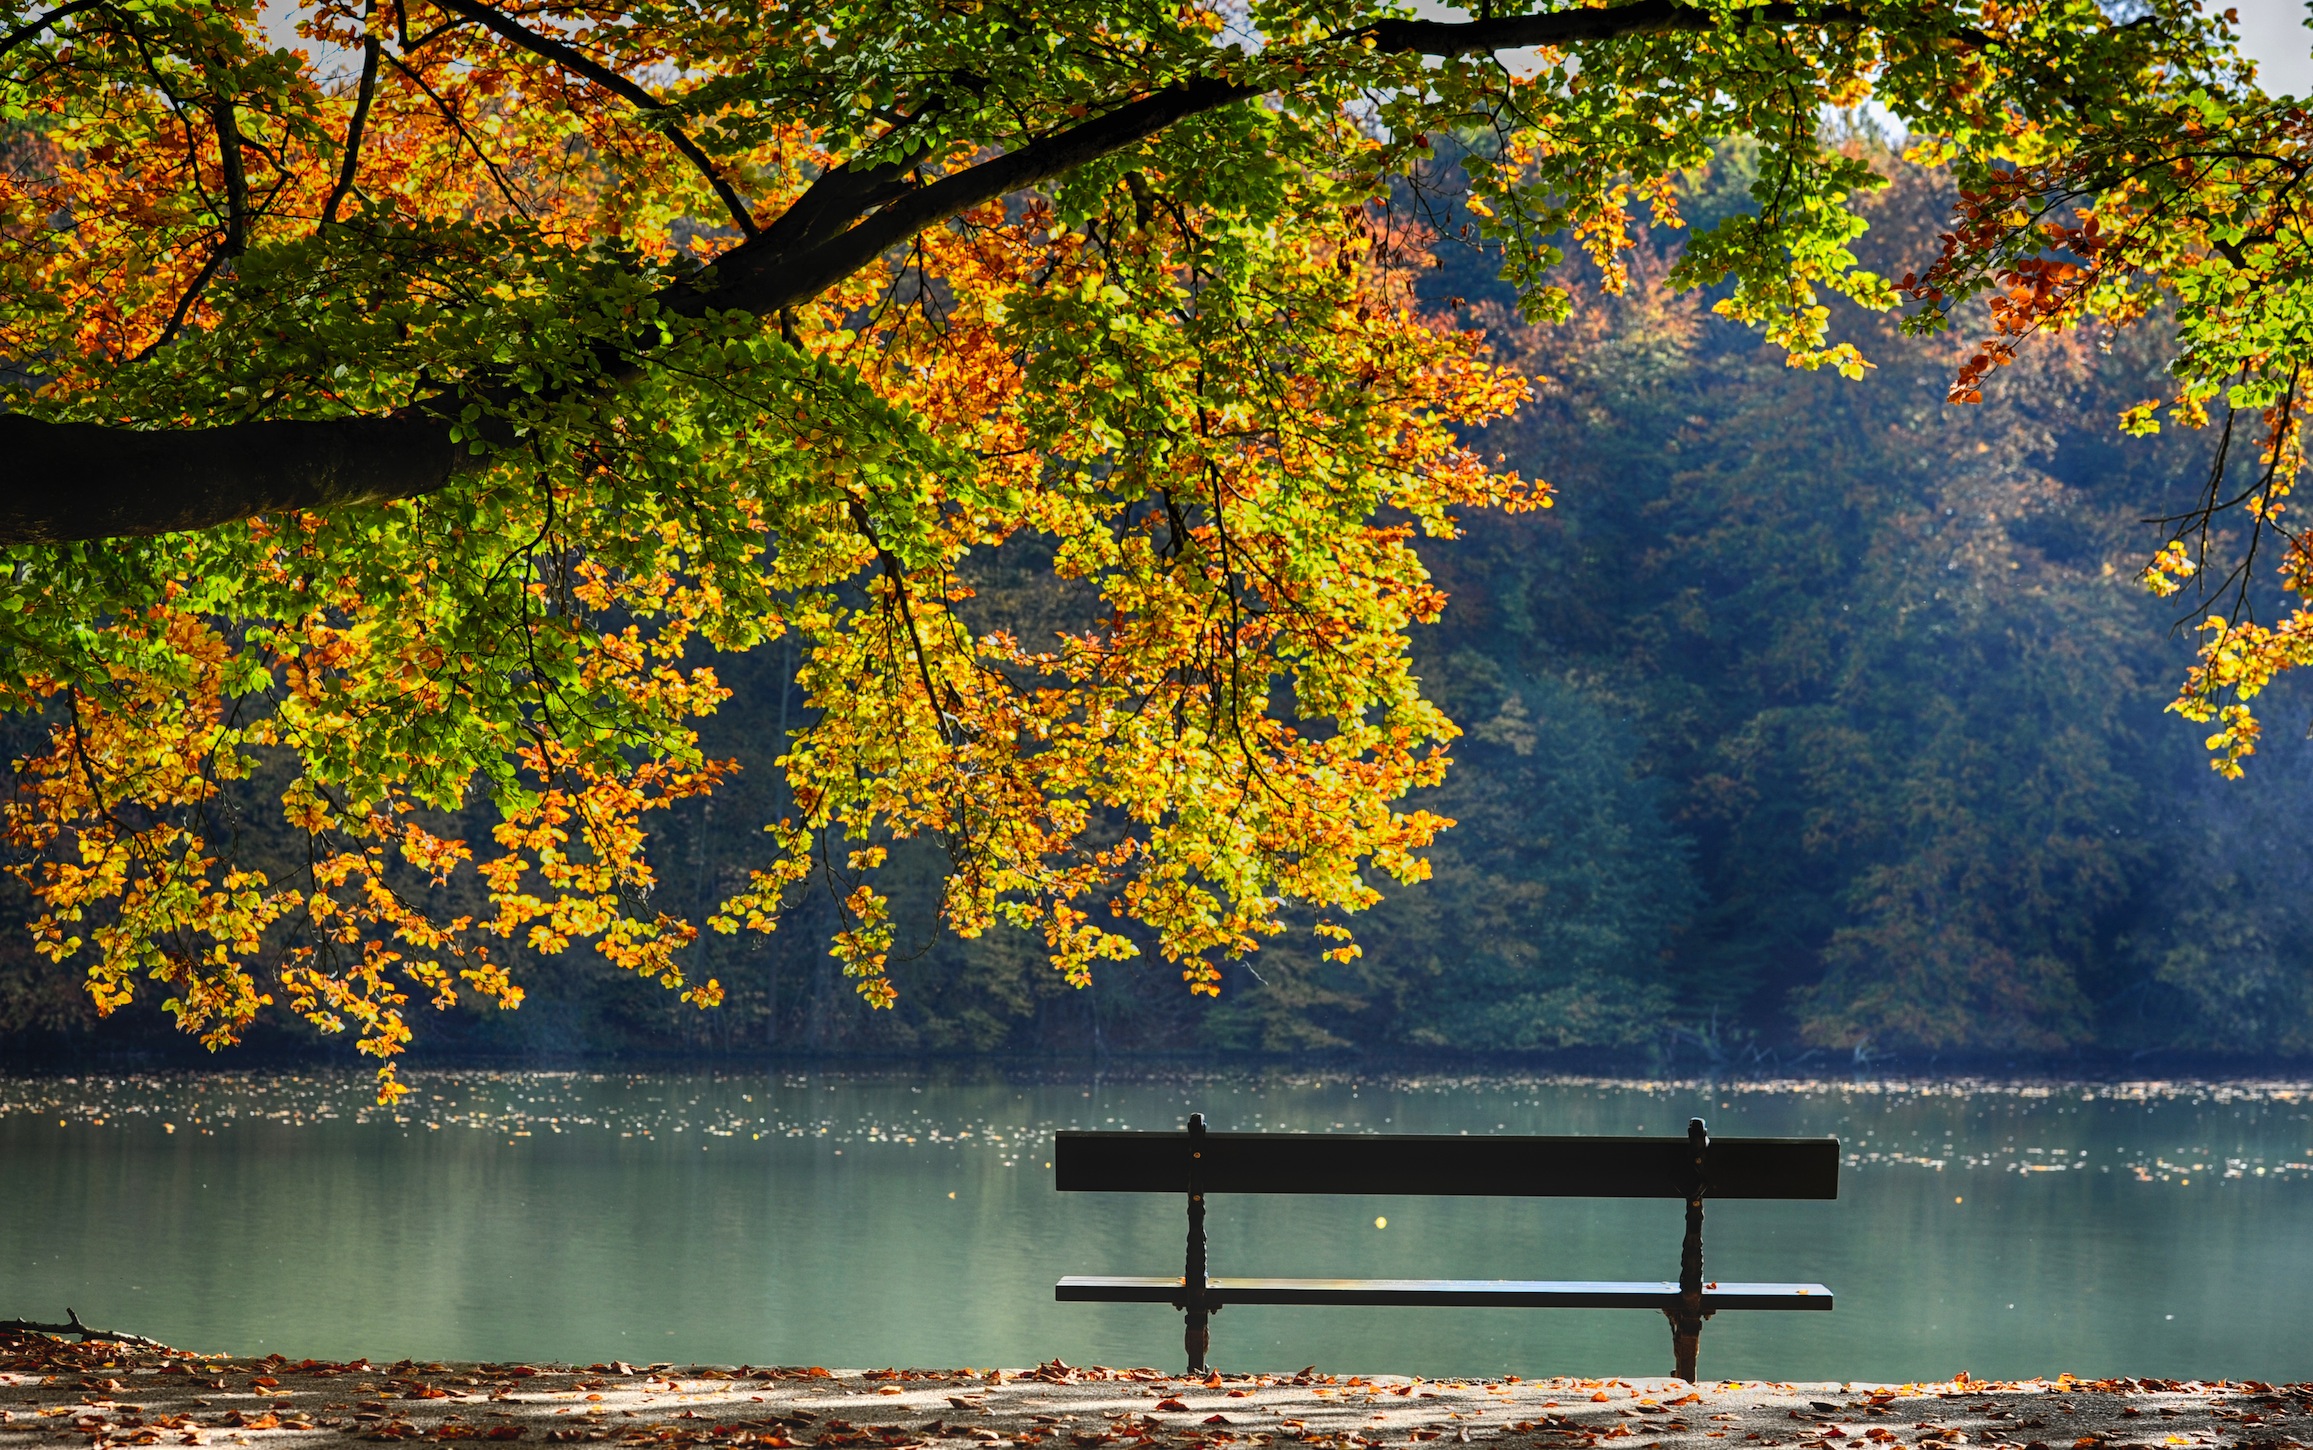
[{"x1": 3, "y1": 1335, "x2": 2304, "y2": 1450}]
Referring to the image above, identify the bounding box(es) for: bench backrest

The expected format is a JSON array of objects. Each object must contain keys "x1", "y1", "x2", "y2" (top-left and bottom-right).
[{"x1": 1054, "y1": 1130, "x2": 1838, "y2": 1199}]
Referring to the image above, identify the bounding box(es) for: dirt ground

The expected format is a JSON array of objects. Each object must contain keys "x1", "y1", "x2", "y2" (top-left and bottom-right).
[{"x1": 2, "y1": 1335, "x2": 2304, "y2": 1450}]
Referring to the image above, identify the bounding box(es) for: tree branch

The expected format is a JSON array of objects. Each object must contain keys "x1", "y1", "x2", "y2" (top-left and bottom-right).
[
  {"x1": 212, "y1": 97, "x2": 248, "y2": 255},
  {"x1": 383, "y1": 49, "x2": 527, "y2": 212},
  {"x1": 429, "y1": 0, "x2": 759, "y2": 237},
  {"x1": 693, "y1": 76, "x2": 1259, "y2": 322},
  {"x1": 753, "y1": 156, "x2": 917, "y2": 257},
  {"x1": 0, "y1": 0, "x2": 105, "y2": 65},
  {"x1": 322, "y1": 5, "x2": 383, "y2": 226},
  {"x1": 129, "y1": 241, "x2": 231, "y2": 361},
  {"x1": 1360, "y1": 0, "x2": 1868, "y2": 52}
]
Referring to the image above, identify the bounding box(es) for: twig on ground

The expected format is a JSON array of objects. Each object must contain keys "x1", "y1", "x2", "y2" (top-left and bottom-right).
[{"x1": 0, "y1": 1308, "x2": 168, "y2": 1347}]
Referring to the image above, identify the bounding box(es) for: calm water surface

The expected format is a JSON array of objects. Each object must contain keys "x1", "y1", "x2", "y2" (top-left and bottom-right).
[{"x1": 2, "y1": 1069, "x2": 2308, "y2": 1382}]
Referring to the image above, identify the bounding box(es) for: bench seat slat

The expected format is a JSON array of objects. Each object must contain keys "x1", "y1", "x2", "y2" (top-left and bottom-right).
[
  {"x1": 1053, "y1": 1132, "x2": 1838, "y2": 1199},
  {"x1": 1055, "y1": 1276, "x2": 1833, "y2": 1311}
]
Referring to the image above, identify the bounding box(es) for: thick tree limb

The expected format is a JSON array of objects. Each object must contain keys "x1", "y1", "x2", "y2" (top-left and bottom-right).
[
  {"x1": 0, "y1": 1308, "x2": 167, "y2": 1347},
  {"x1": 751, "y1": 156, "x2": 918, "y2": 258},
  {"x1": 0, "y1": 412, "x2": 467, "y2": 544},
  {"x1": 689, "y1": 76, "x2": 1260, "y2": 322},
  {"x1": 0, "y1": 0, "x2": 1908, "y2": 546}
]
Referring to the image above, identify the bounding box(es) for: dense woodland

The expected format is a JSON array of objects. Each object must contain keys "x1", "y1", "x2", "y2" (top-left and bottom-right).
[{"x1": 9, "y1": 150, "x2": 2311, "y2": 1067}]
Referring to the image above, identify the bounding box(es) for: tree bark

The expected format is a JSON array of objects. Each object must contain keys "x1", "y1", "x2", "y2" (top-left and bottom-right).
[{"x1": 0, "y1": 412, "x2": 465, "y2": 544}]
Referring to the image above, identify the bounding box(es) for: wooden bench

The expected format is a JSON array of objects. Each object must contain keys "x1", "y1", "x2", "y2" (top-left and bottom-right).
[{"x1": 1054, "y1": 1115, "x2": 1837, "y2": 1380}]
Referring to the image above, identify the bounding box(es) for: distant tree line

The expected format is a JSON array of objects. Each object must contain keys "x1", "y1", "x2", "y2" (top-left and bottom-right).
[{"x1": 8, "y1": 151, "x2": 2311, "y2": 1066}]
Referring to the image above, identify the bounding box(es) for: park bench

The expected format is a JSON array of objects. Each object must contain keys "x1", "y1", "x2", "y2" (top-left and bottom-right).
[{"x1": 1054, "y1": 1115, "x2": 1837, "y2": 1380}]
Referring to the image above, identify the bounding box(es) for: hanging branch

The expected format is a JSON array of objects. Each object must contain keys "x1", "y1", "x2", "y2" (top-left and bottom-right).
[
  {"x1": 429, "y1": 0, "x2": 758, "y2": 237},
  {"x1": 129, "y1": 243, "x2": 231, "y2": 361},
  {"x1": 383, "y1": 50, "x2": 528, "y2": 213},
  {"x1": 211, "y1": 97, "x2": 248, "y2": 256},
  {"x1": 322, "y1": 3, "x2": 384, "y2": 226}
]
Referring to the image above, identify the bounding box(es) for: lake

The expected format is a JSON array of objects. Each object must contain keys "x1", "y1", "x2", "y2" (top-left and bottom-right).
[{"x1": 3, "y1": 1068, "x2": 2308, "y2": 1383}]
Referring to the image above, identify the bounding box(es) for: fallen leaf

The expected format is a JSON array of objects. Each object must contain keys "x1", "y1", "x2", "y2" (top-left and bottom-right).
[{"x1": 1156, "y1": 1402, "x2": 1189, "y2": 1414}]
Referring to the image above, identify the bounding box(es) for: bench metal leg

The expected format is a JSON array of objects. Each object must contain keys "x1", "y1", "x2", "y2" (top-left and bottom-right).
[
  {"x1": 1665, "y1": 1306, "x2": 1702, "y2": 1384},
  {"x1": 1183, "y1": 1114, "x2": 1211, "y2": 1374},
  {"x1": 1668, "y1": 1118, "x2": 1711, "y2": 1382},
  {"x1": 1183, "y1": 1189, "x2": 1210, "y2": 1378}
]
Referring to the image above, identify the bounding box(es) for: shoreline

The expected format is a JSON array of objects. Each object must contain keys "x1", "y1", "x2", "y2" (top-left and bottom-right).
[
  {"x1": 3, "y1": 1335, "x2": 2303, "y2": 1450},
  {"x1": 11, "y1": 1055, "x2": 2313, "y2": 1097}
]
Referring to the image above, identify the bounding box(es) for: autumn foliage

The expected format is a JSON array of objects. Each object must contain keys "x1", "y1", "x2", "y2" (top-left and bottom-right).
[
  {"x1": 0, "y1": 0, "x2": 2288, "y2": 1083},
  {"x1": 0, "y1": 2, "x2": 1567, "y2": 1094}
]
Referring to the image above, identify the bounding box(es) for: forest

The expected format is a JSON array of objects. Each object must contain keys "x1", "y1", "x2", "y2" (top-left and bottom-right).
[{"x1": 9, "y1": 141, "x2": 2305, "y2": 1070}]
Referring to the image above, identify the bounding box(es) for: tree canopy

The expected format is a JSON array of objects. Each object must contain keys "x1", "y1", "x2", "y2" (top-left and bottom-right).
[{"x1": 0, "y1": 0, "x2": 2294, "y2": 1091}]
